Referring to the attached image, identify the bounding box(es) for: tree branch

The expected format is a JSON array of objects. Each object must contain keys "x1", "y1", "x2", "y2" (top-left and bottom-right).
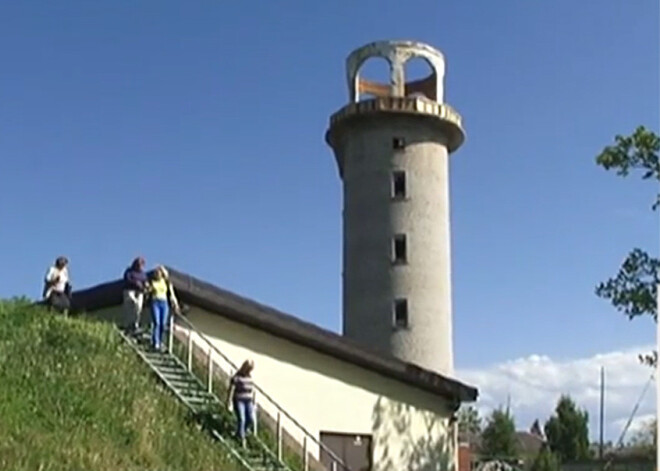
[
  {"x1": 595, "y1": 248, "x2": 659, "y2": 320},
  {"x1": 595, "y1": 125, "x2": 660, "y2": 210},
  {"x1": 595, "y1": 126, "x2": 659, "y2": 369}
]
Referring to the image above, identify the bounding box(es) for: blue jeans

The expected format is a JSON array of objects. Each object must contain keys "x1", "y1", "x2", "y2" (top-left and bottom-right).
[
  {"x1": 150, "y1": 299, "x2": 169, "y2": 348},
  {"x1": 233, "y1": 398, "x2": 255, "y2": 440}
]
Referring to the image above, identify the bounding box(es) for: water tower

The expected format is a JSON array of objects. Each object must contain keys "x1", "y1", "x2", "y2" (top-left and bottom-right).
[{"x1": 326, "y1": 40, "x2": 465, "y2": 375}]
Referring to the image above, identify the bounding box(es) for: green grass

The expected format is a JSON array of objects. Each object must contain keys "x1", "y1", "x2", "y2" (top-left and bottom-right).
[{"x1": 0, "y1": 298, "x2": 240, "y2": 471}]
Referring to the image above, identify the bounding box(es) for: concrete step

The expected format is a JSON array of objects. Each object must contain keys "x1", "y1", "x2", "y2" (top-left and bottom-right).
[
  {"x1": 181, "y1": 396, "x2": 213, "y2": 406},
  {"x1": 157, "y1": 366, "x2": 187, "y2": 375},
  {"x1": 143, "y1": 354, "x2": 177, "y2": 363},
  {"x1": 160, "y1": 372, "x2": 193, "y2": 382},
  {"x1": 163, "y1": 376, "x2": 199, "y2": 386}
]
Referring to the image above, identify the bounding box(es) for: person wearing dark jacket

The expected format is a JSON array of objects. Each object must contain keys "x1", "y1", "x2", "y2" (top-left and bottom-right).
[{"x1": 123, "y1": 257, "x2": 148, "y2": 333}]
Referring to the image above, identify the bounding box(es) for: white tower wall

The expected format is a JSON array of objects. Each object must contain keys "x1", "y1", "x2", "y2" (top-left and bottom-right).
[{"x1": 326, "y1": 41, "x2": 465, "y2": 376}]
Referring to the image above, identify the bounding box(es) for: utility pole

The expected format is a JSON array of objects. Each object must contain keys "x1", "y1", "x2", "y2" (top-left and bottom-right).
[
  {"x1": 599, "y1": 366, "x2": 605, "y2": 461},
  {"x1": 656, "y1": 285, "x2": 659, "y2": 471}
]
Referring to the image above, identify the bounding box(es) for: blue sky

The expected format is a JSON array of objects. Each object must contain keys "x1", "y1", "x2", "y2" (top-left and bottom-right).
[{"x1": 0, "y1": 0, "x2": 657, "y2": 381}]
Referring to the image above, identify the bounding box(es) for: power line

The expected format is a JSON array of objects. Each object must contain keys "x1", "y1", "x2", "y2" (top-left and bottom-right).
[
  {"x1": 613, "y1": 371, "x2": 654, "y2": 448},
  {"x1": 603, "y1": 371, "x2": 655, "y2": 471},
  {"x1": 599, "y1": 366, "x2": 605, "y2": 460}
]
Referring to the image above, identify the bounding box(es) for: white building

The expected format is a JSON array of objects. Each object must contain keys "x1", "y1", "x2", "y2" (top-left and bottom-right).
[
  {"x1": 75, "y1": 266, "x2": 477, "y2": 471},
  {"x1": 73, "y1": 40, "x2": 477, "y2": 471}
]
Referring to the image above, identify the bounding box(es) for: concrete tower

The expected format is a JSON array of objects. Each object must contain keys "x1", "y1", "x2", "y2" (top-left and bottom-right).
[{"x1": 326, "y1": 40, "x2": 465, "y2": 376}]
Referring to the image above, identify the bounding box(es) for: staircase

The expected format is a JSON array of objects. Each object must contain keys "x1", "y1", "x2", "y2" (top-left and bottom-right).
[{"x1": 118, "y1": 327, "x2": 291, "y2": 471}]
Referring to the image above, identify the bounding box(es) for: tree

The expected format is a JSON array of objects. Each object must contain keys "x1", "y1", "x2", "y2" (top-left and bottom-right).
[
  {"x1": 480, "y1": 408, "x2": 519, "y2": 461},
  {"x1": 595, "y1": 126, "x2": 659, "y2": 366},
  {"x1": 530, "y1": 419, "x2": 544, "y2": 438},
  {"x1": 458, "y1": 405, "x2": 482, "y2": 443},
  {"x1": 627, "y1": 418, "x2": 657, "y2": 459},
  {"x1": 544, "y1": 395, "x2": 590, "y2": 462},
  {"x1": 530, "y1": 445, "x2": 560, "y2": 471}
]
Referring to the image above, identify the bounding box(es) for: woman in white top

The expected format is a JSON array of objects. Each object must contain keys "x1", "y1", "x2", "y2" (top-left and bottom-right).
[{"x1": 43, "y1": 256, "x2": 71, "y2": 315}]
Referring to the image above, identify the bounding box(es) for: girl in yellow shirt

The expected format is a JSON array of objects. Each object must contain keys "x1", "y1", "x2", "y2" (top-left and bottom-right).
[{"x1": 148, "y1": 266, "x2": 179, "y2": 351}]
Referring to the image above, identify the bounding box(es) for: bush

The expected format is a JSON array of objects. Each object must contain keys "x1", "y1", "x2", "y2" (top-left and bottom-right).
[{"x1": 531, "y1": 446, "x2": 560, "y2": 471}]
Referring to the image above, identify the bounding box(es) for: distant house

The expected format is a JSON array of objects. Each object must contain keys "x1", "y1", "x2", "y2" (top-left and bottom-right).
[
  {"x1": 515, "y1": 429, "x2": 545, "y2": 461},
  {"x1": 458, "y1": 421, "x2": 545, "y2": 471},
  {"x1": 73, "y1": 267, "x2": 478, "y2": 471}
]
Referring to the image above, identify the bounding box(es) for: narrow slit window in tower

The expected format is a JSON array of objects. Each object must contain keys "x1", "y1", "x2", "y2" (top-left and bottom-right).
[
  {"x1": 392, "y1": 137, "x2": 406, "y2": 149},
  {"x1": 393, "y1": 298, "x2": 409, "y2": 328},
  {"x1": 392, "y1": 234, "x2": 407, "y2": 264},
  {"x1": 392, "y1": 171, "x2": 406, "y2": 199}
]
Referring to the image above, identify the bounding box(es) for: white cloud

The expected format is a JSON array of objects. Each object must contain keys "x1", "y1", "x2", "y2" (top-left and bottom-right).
[
  {"x1": 456, "y1": 345, "x2": 656, "y2": 443},
  {"x1": 613, "y1": 414, "x2": 655, "y2": 438}
]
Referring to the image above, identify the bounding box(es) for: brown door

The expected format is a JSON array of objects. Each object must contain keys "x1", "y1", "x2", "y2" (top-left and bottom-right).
[{"x1": 320, "y1": 432, "x2": 372, "y2": 471}]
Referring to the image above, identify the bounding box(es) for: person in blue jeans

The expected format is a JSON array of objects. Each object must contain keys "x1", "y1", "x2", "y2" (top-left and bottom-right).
[
  {"x1": 147, "y1": 266, "x2": 180, "y2": 351},
  {"x1": 227, "y1": 359, "x2": 256, "y2": 447}
]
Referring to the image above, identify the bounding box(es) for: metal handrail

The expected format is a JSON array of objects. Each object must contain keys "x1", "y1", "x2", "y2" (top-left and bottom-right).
[
  {"x1": 166, "y1": 325, "x2": 289, "y2": 471},
  {"x1": 169, "y1": 310, "x2": 351, "y2": 471},
  {"x1": 115, "y1": 326, "x2": 256, "y2": 471}
]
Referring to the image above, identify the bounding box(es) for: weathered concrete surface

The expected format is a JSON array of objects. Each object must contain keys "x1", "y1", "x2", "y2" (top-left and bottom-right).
[{"x1": 327, "y1": 40, "x2": 465, "y2": 377}]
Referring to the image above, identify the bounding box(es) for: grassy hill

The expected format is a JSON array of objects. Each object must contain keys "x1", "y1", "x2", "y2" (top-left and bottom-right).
[{"x1": 0, "y1": 298, "x2": 238, "y2": 471}]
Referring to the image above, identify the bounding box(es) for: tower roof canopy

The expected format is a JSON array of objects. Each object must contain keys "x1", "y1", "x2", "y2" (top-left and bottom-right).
[{"x1": 346, "y1": 40, "x2": 446, "y2": 103}]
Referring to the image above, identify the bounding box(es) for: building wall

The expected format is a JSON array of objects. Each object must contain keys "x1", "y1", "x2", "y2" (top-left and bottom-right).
[
  {"x1": 331, "y1": 113, "x2": 454, "y2": 376},
  {"x1": 91, "y1": 305, "x2": 457, "y2": 471},
  {"x1": 458, "y1": 443, "x2": 472, "y2": 471}
]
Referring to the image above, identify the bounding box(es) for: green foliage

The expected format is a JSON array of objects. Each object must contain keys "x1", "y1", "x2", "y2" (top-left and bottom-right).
[
  {"x1": 0, "y1": 299, "x2": 238, "y2": 471},
  {"x1": 595, "y1": 125, "x2": 660, "y2": 209},
  {"x1": 544, "y1": 395, "x2": 590, "y2": 463},
  {"x1": 458, "y1": 405, "x2": 482, "y2": 442},
  {"x1": 530, "y1": 445, "x2": 559, "y2": 471},
  {"x1": 595, "y1": 126, "x2": 659, "y2": 366},
  {"x1": 480, "y1": 408, "x2": 519, "y2": 461},
  {"x1": 530, "y1": 419, "x2": 543, "y2": 437},
  {"x1": 595, "y1": 248, "x2": 659, "y2": 320}
]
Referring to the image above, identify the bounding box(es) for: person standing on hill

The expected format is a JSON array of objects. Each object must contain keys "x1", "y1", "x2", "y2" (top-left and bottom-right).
[
  {"x1": 123, "y1": 257, "x2": 148, "y2": 334},
  {"x1": 147, "y1": 265, "x2": 180, "y2": 351},
  {"x1": 227, "y1": 359, "x2": 256, "y2": 447},
  {"x1": 43, "y1": 256, "x2": 72, "y2": 315}
]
